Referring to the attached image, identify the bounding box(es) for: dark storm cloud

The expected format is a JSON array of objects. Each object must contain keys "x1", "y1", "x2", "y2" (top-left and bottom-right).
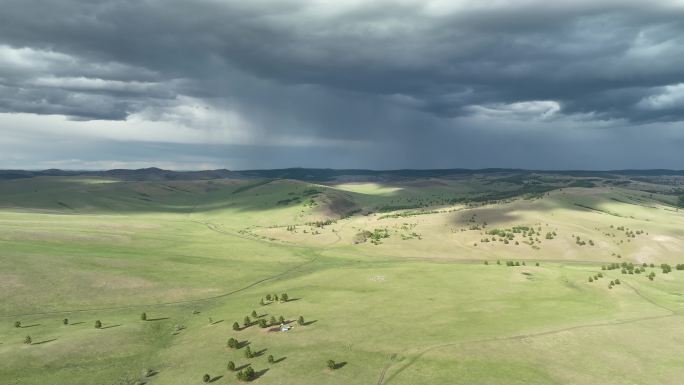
[{"x1": 0, "y1": 0, "x2": 683, "y2": 169}]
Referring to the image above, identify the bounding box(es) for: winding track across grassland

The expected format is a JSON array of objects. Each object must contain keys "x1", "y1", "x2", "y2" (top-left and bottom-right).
[
  {"x1": 0, "y1": 220, "x2": 318, "y2": 318},
  {"x1": 376, "y1": 277, "x2": 678, "y2": 385}
]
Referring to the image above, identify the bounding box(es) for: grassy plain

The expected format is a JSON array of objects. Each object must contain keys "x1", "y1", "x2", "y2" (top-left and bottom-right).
[{"x1": 1, "y1": 173, "x2": 684, "y2": 384}]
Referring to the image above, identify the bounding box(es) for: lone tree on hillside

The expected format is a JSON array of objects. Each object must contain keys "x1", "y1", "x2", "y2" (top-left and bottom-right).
[
  {"x1": 281, "y1": 293, "x2": 289, "y2": 302},
  {"x1": 243, "y1": 316, "x2": 252, "y2": 327},
  {"x1": 203, "y1": 373, "x2": 211, "y2": 383},
  {"x1": 268, "y1": 354, "x2": 275, "y2": 363},
  {"x1": 251, "y1": 310, "x2": 257, "y2": 318},
  {"x1": 227, "y1": 361, "x2": 236, "y2": 371},
  {"x1": 95, "y1": 320, "x2": 102, "y2": 329},
  {"x1": 233, "y1": 322, "x2": 240, "y2": 331},
  {"x1": 297, "y1": 316, "x2": 305, "y2": 326},
  {"x1": 327, "y1": 360, "x2": 336, "y2": 370},
  {"x1": 14, "y1": 321, "x2": 21, "y2": 328},
  {"x1": 140, "y1": 312, "x2": 147, "y2": 321},
  {"x1": 63, "y1": 318, "x2": 69, "y2": 325},
  {"x1": 24, "y1": 335, "x2": 32, "y2": 345},
  {"x1": 244, "y1": 346, "x2": 253, "y2": 358}
]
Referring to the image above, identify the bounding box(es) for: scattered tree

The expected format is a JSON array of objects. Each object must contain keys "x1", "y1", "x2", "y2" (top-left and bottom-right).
[
  {"x1": 14, "y1": 321, "x2": 21, "y2": 328},
  {"x1": 140, "y1": 312, "x2": 147, "y2": 321},
  {"x1": 260, "y1": 298, "x2": 265, "y2": 306},
  {"x1": 266, "y1": 294, "x2": 272, "y2": 301},
  {"x1": 227, "y1": 361, "x2": 236, "y2": 371},
  {"x1": 588, "y1": 277, "x2": 593, "y2": 282},
  {"x1": 327, "y1": 359, "x2": 336, "y2": 370},
  {"x1": 244, "y1": 316, "x2": 252, "y2": 327},
  {"x1": 297, "y1": 316, "x2": 305, "y2": 326},
  {"x1": 63, "y1": 318, "x2": 69, "y2": 325},
  {"x1": 251, "y1": 310, "x2": 257, "y2": 318},
  {"x1": 278, "y1": 316, "x2": 285, "y2": 324},
  {"x1": 227, "y1": 337, "x2": 238, "y2": 349},
  {"x1": 258, "y1": 319, "x2": 268, "y2": 328},
  {"x1": 24, "y1": 335, "x2": 32, "y2": 345},
  {"x1": 203, "y1": 373, "x2": 211, "y2": 383},
  {"x1": 237, "y1": 366, "x2": 255, "y2": 381},
  {"x1": 268, "y1": 354, "x2": 274, "y2": 363},
  {"x1": 233, "y1": 322, "x2": 240, "y2": 331},
  {"x1": 95, "y1": 320, "x2": 102, "y2": 329},
  {"x1": 270, "y1": 316, "x2": 277, "y2": 325},
  {"x1": 245, "y1": 346, "x2": 253, "y2": 358},
  {"x1": 281, "y1": 293, "x2": 289, "y2": 302}
]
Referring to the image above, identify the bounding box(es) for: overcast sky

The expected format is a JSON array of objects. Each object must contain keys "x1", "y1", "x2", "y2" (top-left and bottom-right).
[{"x1": 1, "y1": 0, "x2": 684, "y2": 170}]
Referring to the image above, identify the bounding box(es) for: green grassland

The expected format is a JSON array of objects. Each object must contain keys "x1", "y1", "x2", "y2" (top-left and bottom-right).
[{"x1": 1, "y1": 173, "x2": 684, "y2": 385}]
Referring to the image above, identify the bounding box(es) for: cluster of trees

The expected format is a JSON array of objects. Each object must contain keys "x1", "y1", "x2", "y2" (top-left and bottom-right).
[
  {"x1": 588, "y1": 272, "x2": 604, "y2": 282},
  {"x1": 236, "y1": 367, "x2": 256, "y2": 381},
  {"x1": 608, "y1": 279, "x2": 621, "y2": 289},
  {"x1": 262, "y1": 293, "x2": 289, "y2": 304},
  {"x1": 227, "y1": 337, "x2": 239, "y2": 349},
  {"x1": 505, "y1": 261, "x2": 526, "y2": 266},
  {"x1": 661, "y1": 264, "x2": 672, "y2": 274}
]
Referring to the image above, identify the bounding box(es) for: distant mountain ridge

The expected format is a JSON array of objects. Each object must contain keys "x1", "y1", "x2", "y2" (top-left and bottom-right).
[{"x1": 1, "y1": 167, "x2": 684, "y2": 182}]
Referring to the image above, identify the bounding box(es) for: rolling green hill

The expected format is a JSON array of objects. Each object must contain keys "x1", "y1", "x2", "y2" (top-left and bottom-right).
[{"x1": 1, "y1": 171, "x2": 684, "y2": 385}]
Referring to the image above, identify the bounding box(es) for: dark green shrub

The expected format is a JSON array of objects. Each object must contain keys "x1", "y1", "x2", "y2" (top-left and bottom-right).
[
  {"x1": 251, "y1": 310, "x2": 257, "y2": 318},
  {"x1": 297, "y1": 316, "x2": 304, "y2": 326},
  {"x1": 203, "y1": 373, "x2": 210, "y2": 383},
  {"x1": 244, "y1": 316, "x2": 251, "y2": 327},
  {"x1": 233, "y1": 322, "x2": 240, "y2": 331},
  {"x1": 281, "y1": 293, "x2": 289, "y2": 302},
  {"x1": 227, "y1": 361, "x2": 236, "y2": 371},
  {"x1": 140, "y1": 312, "x2": 147, "y2": 321},
  {"x1": 95, "y1": 320, "x2": 102, "y2": 329},
  {"x1": 14, "y1": 321, "x2": 21, "y2": 328},
  {"x1": 327, "y1": 360, "x2": 336, "y2": 370},
  {"x1": 63, "y1": 318, "x2": 69, "y2": 325},
  {"x1": 24, "y1": 335, "x2": 32, "y2": 344},
  {"x1": 268, "y1": 354, "x2": 274, "y2": 363},
  {"x1": 258, "y1": 319, "x2": 268, "y2": 328}
]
